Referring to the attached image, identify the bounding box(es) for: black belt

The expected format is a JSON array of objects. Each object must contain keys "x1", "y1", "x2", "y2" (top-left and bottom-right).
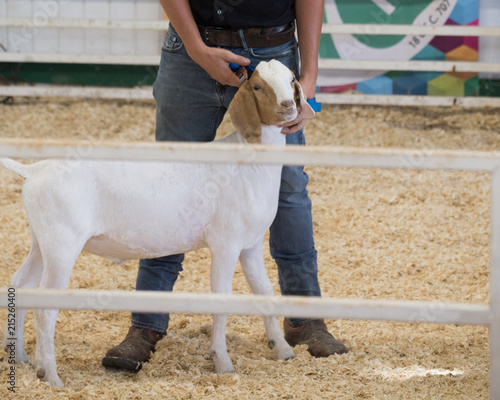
[{"x1": 197, "y1": 21, "x2": 295, "y2": 48}]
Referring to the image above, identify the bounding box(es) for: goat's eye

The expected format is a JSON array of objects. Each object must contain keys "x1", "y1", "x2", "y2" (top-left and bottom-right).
[
  {"x1": 253, "y1": 85, "x2": 261, "y2": 91},
  {"x1": 291, "y1": 77, "x2": 295, "y2": 83}
]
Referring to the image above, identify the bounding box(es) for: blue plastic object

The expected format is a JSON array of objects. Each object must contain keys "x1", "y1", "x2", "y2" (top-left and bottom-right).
[
  {"x1": 229, "y1": 63, "x2": 255, "y2": 72},
  {"x1": 306, "y1": 97, "x2": 322, "y2": 112}
]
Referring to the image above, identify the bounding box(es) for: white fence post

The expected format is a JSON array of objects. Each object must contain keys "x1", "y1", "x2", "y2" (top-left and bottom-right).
[{"x1": 491, "y1": 166, "x2": 500, "y2": 399}]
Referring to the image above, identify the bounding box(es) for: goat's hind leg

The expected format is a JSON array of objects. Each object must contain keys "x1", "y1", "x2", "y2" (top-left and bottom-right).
[
  {"x1": 239, "y1": 240, "x2": 295, "y2": 361},
  {"x1": 33, "y1": 237, "x2": 83, "y2": 387},
  {"x1": 3, "y1": 234, "x2": 44, "y2": 364}
]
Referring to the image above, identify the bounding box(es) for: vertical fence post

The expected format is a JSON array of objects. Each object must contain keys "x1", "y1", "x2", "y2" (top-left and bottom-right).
[{"x1": 491, "y1": 166, "x2": 500, "y2": 399}]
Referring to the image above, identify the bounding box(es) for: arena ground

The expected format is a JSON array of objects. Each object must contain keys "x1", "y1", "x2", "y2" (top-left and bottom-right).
[{"x1": 0, "y1": 98, "x2": 499, "y2": 399}]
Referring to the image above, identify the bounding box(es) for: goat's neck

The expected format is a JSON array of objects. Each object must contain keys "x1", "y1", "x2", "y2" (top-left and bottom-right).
[{"x1": 260, "y1": 124, "x2": 286, "y2": 146}]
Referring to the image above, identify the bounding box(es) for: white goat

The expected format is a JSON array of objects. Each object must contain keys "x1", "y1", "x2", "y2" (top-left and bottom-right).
[{"x1": 0, "y1": 59, "x2": 314, "y2": 386}]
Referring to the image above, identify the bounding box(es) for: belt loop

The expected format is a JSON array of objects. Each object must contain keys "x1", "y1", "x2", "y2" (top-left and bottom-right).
[{"x1": 237, "y1": 29, "x2": 249, "y2": 51}]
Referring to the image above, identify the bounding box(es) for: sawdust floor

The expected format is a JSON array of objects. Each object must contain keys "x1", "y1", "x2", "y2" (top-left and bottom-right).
[{"x1": 0, "y1": 98, "x2": 499, "y2": 399}]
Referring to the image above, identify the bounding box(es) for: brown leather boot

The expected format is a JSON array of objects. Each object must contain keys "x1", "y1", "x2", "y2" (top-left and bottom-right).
[
  {"x1": 284, "y1": 319, "x2": 347, "y2": 357},
  {"x1": 102, "y1": 326, "x2": 165, "y2": 371}
]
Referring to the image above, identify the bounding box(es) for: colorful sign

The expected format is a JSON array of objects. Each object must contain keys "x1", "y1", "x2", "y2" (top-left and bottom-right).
[{"x1": 318, "y1": 0, "x2": 479, "y2": 96}]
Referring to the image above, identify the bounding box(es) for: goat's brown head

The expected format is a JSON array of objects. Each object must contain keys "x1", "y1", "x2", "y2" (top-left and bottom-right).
[{"x1": 227, "y1": 60, "x2": 315, "y2": 144}]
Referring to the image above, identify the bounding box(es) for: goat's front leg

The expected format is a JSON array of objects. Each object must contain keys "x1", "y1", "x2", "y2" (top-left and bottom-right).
[
  {"x1": 240, "y1": 239, "x2": 295, "y2": 361},
  {"x1": 208, "y1": 247, "x2": 240, "y2": 374}
]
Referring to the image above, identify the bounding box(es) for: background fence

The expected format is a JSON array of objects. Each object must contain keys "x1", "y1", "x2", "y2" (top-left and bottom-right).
[{"x1": 0, "y1": 0, "x2": 499, "y2": 105}]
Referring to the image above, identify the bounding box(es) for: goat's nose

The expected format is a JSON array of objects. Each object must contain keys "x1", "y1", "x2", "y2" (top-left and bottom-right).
[{"x1": 281, "y1": 99, "x2": 294, "y2": 108}]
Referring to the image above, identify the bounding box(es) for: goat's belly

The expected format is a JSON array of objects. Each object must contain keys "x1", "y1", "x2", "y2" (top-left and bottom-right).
[{"x1": 82, "y1": 232, "x2": 205, "y2": 262}]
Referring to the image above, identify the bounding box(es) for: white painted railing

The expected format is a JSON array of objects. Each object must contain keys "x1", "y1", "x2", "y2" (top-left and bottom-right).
[
  {"x1": 1, "y1": 52, "x2": 496, "y2": 74},
  {"x1": 1, "y1": 19, "x2": 500, "y2": 36},
  {"x1": 0, "y1": 138, "x2": 499, "y2": 170},
  {"x1": 1, "y1": 85, "x2": 500, "y2": 107},
  {"x1": 0, "y1": 20, "x2": 499, "y2": 105},
  {"x1": 0, "y1": 290, "x2": 491, "y2": 326}
]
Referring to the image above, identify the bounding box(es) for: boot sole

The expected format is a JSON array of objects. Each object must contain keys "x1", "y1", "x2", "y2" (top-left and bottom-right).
[{"x1": 102, "y1": 356, "x2": 143, "y2": 372}]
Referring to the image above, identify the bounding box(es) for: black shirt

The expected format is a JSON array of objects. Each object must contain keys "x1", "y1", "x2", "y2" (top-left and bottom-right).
[{"x1": 189, "y1": 0, "x2": 296, "y2": 30}]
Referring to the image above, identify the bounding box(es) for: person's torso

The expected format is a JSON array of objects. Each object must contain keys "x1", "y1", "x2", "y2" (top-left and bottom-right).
[{"x1": 189, "y1": 0, "x2": 296, "y2": 30}]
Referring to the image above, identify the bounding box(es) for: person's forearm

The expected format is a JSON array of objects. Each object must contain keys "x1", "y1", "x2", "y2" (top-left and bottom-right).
[
  {"x1": 295, "y1": 0, "x2": 324, "y2": 98},
  {"x1": 158, "y1": 0, "x2": 205, "y2": 55}
]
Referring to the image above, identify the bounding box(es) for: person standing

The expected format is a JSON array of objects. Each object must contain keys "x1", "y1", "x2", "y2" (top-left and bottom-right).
[{"x1": 102, "y1": 0, "x2": 347, "y2": 372}]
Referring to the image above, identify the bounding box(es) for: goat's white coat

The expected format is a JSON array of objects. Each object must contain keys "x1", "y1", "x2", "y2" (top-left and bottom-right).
[{"x1": 0, "y1": 60, "x2": 307, "y2": 386}]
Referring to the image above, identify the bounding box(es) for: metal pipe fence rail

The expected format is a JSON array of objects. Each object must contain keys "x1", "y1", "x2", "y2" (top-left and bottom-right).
[
  {"x1": 1, "y1": 19, "x2": 499, "y2": 36},
  {"x1": 0, "y1": 137, "x2": 499, "y2": 170},
  {"x1": 0, "y1": 138, "x2": 500, "y2": 397},
  {"x1": 0, "y1": 290, "x2": 491, "y2": 326},
  {"x1": 0, "y1": 20, "x2": 499, "y2": 105},
  {"x1": 1, "y1": 85, "x2": 500, "y2": 107},
  {"x1": 0, "y1": 53, "x2": 497, "y2": 74}
]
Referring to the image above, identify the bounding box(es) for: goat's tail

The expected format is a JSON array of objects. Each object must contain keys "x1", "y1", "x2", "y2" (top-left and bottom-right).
[{"x1": 0, "y1": 158, "x2": 29, "y2": 179}]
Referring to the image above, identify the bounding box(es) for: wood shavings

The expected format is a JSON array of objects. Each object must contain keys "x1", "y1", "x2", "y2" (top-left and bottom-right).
[{"x1": 1, "y1": 99, "x2": 499, "y2": 399}]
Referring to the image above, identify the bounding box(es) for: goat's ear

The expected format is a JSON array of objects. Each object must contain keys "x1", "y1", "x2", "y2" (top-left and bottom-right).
[
  {"x1": 228, "y1": 82, "x2": 262, "y2": 144},
  {"x1": 294, "y1": 80, "x2": 315, "y2": 120}
]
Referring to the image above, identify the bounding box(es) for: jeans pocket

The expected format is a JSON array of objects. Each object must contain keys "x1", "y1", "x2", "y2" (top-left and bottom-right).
[
  {"x1": 249, "y1": 39, "x2": 296, "y2": 60},
  {"x1": 249, "y1": 39, "x2": 298, "y2": 75},
  {"x1": 161, "y1": 27, "x2": 185, "y2": 53}
]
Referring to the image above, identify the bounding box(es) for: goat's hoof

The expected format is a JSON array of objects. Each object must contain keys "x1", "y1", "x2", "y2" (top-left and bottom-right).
[
  {"x1": 37, "y1": 369, "x2": 64, "y2": 387},
  {"x1": 276, "y1": 345, "x2": 295, "y2": 361},
  {"x1": 214, "y1": 362, "x2": 235, "y2": 374},
  {"x1": 48, "y1": 376, "x2": 64, "y2": 387},
  {"x1": 213, "y1": 355, "x2": 235, "y2": 374}
]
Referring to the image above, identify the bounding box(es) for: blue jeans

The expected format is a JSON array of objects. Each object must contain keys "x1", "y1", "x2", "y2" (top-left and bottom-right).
[{"x1": 132, "y1": 27, "x2": 321, "y2": 332}]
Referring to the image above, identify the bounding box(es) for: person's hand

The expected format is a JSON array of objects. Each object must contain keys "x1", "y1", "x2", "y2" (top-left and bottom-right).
[
  {"x1": 279, "y1": 112, "x2": 309, "y2": 135},
  {"x1": 188, "y1": 45, "x2": 251, "y2": 87}
]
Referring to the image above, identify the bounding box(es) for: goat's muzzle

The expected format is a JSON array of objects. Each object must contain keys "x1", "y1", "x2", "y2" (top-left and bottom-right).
[{"x1": 280, "y1": 99, "x2": 298, "y2": 121}]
